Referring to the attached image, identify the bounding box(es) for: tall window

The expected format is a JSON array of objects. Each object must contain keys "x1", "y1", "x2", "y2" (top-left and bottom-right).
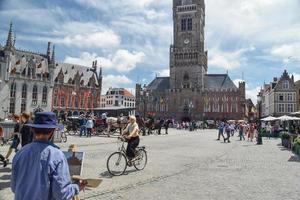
[
  {"x1": 278, "y1": 104, "x2": 284, "y2": 113},
  {"x1": 81, "y1": 96, "x2": 85, "y2": 108},
  {"x1": 287, "y1": 104, "x2": 293, "y2": 112},
  {"x1": 181, "y1": 18, "x2": 187, "y2": 31},
  {"x1": 61, "y1": 96, "x2": 65, "y2": 107},
  {"x1": 32, "y1": 85, "x2": 38, "y2": 105},
  {"x1": 187, "y1": 18, "x2": 192, "y2": 30},
  {"x1": 9, "y1": 83, "x2": 17, "y2": 114},
  {"x1": 42, "y1": 86, "x2": 47, "y2": 105},
  {"x1": 279, "y1": 94, "x2": 284, "y2": 101},
  {"x1": 283, "y1": 80, "x2": 289, "y2": 89},
  {"x1": 21, "y1": 84, "x2": 27, "y2": 113},
  {"x1": 287, "y1": 93, "x2": 293, "y2": 101}
]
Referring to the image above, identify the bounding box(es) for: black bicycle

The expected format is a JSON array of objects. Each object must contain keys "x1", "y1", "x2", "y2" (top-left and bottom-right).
[{"x1": 106, "y1": 137, "x2": 147, "y2": 176}]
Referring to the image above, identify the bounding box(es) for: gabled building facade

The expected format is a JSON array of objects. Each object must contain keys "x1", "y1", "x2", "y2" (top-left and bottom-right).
[
  {"x1": 258, "y1": 70, "x2": 298, "y2": 117},
  {"x1": 0, "y1": 23, "x2": 54, "y2": 118},
  {"x1": 52, "y1": 61, "x2": 102, "y2": 117}
]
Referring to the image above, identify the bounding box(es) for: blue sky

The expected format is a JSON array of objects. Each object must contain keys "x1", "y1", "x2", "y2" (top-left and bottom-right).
[{"x1": 0, "y1": 0, "x2": 299, "y2": 101}]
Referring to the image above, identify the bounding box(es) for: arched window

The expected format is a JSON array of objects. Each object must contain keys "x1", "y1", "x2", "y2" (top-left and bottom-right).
[
  {"x1": 21, "y1": 84, "x2": 27, "y2": 113},
  {"x1": 42, "y1": 86, "x2": 47, "y2": 105},
  {"x1": 9, "y1": 82, "x2": 17, "y2": 114},
  {"x1": 22, "y1": 84, "x2": 27, "y2": 99},
  {"x1": 32, "y1": 85, "x2": 38, "y2": 105}
]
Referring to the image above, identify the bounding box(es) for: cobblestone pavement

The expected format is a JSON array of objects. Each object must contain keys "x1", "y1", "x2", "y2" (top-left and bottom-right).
[{"x1": 1, "y1": 129, "x2": 300, "y2": 200}]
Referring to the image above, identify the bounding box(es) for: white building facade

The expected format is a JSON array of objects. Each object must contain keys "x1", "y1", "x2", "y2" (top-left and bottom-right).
[
  {"x1": 259, "y1": 70, "x2": 298, "y2": 117},
  {"x1": 0, "y1": 23, "x2": 54, "y2": 118}
]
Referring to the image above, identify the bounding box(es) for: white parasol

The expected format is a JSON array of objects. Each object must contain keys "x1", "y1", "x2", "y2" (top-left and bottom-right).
[
  {"x1": 261, "y1": 116, "x2": 277, "y2": 121},
  {"x1": 277, "y1": 115, "x2": 295, "y2": 121}
]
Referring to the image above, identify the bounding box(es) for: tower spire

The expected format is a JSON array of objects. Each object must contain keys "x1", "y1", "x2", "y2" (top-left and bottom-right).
[
  {"x1": 5, "y1": 21, "x2": 14, "y2": 48},
  {"x1": 51, "y1": 45, "x2": 55, "y2": 64}
]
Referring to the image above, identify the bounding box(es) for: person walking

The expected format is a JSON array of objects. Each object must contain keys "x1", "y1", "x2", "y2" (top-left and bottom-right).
[
  {"x1": 11, "y1": 112, "x2": 87, "y2": 200},
  {"x1": 224, "y1": 123, "x2": 231, "y2": 143},
  {"x1": 217, "y1": 121, "x2": 225, "y2": 140},
  {"x1": 3, "y1": 115, "x2": 21, "y2": 165},
  {"x1": 79, "y1": 115, "x2": 87, "y2": 137},
  {"x1": 249, "y1": 123, "x2": 255, "y2": 142},
  {"x1": 20, "y1": 112, "x2": 33, "y2": 147},
  {"x1": 86, "y1": 116, "x2": 94, "y2": 137},
  {"x1": 238, "y1": 123, "x2": 245, "y2": 141}
]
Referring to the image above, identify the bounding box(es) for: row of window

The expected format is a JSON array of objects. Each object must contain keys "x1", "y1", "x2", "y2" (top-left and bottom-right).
[
  {"x1": 277, "y1": 104, "x2": 295, "y2": 113},
  {"x1": 9, "y1": 83, "x2": 48, "y2": 114},
  {"x1": 53, "y1": 95, "x2": 96, "y2": 108},
  {"x1": 106, "y1": 100, "x2": 135, "y2": 107},
  {"x1": 175, "y1": 53, "x2": 198, "y2": 60},
  {"x1": 277, "y1": 93, "x2": 296, "y2": 102}
]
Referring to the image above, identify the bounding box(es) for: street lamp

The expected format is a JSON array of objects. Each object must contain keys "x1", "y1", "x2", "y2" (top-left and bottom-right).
[
  {"x1": 189, "y1": 101, "x2": 194, "y2": 121},
  {"x1": 257, "y1": 94, "x2": 263, "y2": 145},
  {"x1": 140, "y1": 88, "x2": 149, "y2": 119}
]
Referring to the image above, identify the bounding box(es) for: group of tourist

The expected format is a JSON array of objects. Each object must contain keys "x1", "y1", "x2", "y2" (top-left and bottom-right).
[
  {"x1": 0, "y1": 112, "x2": 33, "y2": 167},
  {"x1": 217, "y1": 121, "x2": 259, "y2": 143}
]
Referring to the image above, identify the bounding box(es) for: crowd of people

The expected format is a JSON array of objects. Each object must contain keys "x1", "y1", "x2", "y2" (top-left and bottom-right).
[{"x1": 217, "y1": 121, "x2": 260, "y2": 143}]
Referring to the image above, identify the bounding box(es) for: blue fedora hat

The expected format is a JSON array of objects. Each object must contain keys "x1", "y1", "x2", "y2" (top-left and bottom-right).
[{"x1": 27, "y1": 112, "x2": 64, "y2": 129}]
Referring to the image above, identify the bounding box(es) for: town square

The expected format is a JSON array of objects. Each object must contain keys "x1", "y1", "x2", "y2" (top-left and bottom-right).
[{"x1": 0, "y1": 0, "x2": 300, "y2": 199}]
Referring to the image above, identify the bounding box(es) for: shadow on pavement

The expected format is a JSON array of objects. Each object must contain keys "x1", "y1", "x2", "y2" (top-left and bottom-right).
[
  {"x1": 288, "y1": 155, "x2": 300, "y2": 162},
  {"x1": 100, "y1": 169, "x2": 137, "y2": 179},
  {"x1": 0, "y1": 181, "x2": 11, "y2": 190},
  {"x1": 0, "y1": 168, "x2": 11, "y2": 173},
  {"x1": 0, "y1": 174, "x2": 11, "y2": 181}
]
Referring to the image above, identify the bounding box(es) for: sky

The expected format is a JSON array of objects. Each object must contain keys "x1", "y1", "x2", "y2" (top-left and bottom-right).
[{"x1": 0, "y1": 0, "x2": 299, "y2": 102}]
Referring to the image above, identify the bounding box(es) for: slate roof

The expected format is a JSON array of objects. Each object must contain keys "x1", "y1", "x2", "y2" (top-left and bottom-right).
[
  {"x1": 204, "y1": 74, "x2": 238, "y2": 90},
  {"x1": 54, "y1": 62, "x2": 98, "y2": 86},
  {"x1": 147, "y1": 77, "x2": 170, "y2": 91},
  {"x1": 146, "y1": 74, "x2": 238, "y2": 91}
]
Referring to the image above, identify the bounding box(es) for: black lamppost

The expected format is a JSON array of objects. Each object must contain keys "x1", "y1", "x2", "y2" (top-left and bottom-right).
[
  {"x1": 257, "y1": 94, "x2": 263, "y2": 145},
  {"x1": 140, "y1": 88, "x2": 149, "y2": 119}
]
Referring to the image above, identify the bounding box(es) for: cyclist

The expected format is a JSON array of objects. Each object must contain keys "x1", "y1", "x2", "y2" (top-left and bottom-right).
[{"x1": 122, "y1": 115, "x2": 140, "y2": 166}]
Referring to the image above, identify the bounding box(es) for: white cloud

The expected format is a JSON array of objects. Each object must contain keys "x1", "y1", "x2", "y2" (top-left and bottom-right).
[
  {"x1": 209, "y1": 47, "x2": 254, "y2": 70},
  {"x1": 270, "y1": 43, "x2": 300, "y2": 62},
  {"x1": 102, "y1": 75, "x2": 133, "y2": 94},
  {"x1": 292, "y1": 73, "x2": 300, "y2": 82},
  {"x1": 233, "y1": 79, "x2": 245, "y2": 88},
  {"x1": 64, "y1": 50, "x2": 145, "y2": 73},
  {"x1": 246, "y1": 87, "x2": 261, "y2": 104},
  {"x1": 156, "y1": 69, "x2": 169, "y2": 77}
]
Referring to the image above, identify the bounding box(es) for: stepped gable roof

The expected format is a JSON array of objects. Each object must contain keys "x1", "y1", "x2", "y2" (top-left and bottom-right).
[
  {"x1": 204, "y1": 74, "x2": 238, "y2": 90},
  {"x1": 54, "y1": 62, "x2": 98, "y2": 86},
  {"x1": 147, "y1": 77, "x2": 170, "y2": 91}
]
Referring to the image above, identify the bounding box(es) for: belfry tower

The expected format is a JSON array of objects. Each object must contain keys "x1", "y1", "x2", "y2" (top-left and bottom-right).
[{"x1": 170, "y1": 0, "x2": 208, "y2": 89}]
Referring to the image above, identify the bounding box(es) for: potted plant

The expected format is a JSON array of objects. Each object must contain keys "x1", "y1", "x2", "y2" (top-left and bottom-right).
[
  {"x1": 281, "y1": 132, "x2": 291, "y2": 148},
  {"x1": 293, "y1": 138, "x2": 300, "y2": 155}
]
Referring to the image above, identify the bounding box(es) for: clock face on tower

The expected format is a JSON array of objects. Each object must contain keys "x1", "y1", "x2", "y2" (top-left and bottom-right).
[{"x1": 184, "y1": 38, "x2": 190, "y2": 44}]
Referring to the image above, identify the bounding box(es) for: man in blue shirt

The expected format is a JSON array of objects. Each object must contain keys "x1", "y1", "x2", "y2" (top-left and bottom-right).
[
  {"x1": 217, "y1": 121, "x2": 225, "y2": 140},
  {"x1": 11, "y1": 112, "x2": 86, "y2": 200}
]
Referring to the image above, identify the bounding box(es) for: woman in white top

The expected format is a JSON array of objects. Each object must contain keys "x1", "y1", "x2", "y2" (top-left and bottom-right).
[{"x1": 123, "y1": 116, "x2": 140, "y2": 164}]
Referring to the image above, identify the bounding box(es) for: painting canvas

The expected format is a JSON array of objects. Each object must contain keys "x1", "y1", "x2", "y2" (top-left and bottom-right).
[{"x1": 63, "y1": 151, "x2": 84, "y2": 176}]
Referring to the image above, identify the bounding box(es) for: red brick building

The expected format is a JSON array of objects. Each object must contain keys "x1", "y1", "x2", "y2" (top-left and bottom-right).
[{"x1": 52, "y1": 61, "x2": 102, "y2": 116}]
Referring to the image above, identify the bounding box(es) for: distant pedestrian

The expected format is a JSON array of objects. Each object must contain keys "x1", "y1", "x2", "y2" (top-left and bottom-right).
[
  {"x1": 239, "y1": 123, "x2": 245, "y2": 141},
  {"x1": 79, "y1": 115, "x2": 87, "y2": 137},
  {"x1": 86, "y1": 117, "x2": 94, "y2": 137},
  {"x1": 20, "y1": 112, "x2": 33, "y2": 147},
  {"x1": 224, "y1": 123, "x2": 231, "y2": 143},
  {"x1": 249, "y1": 123, "x2": 255, "y2": 142},
  {"x1": 217, "y1": 122, "x2": 225, "y2": 140}
]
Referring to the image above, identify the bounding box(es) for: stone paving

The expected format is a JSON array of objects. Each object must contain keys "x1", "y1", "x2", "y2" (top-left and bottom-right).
[{"x1": 0, "y1": 129, "x2": 299, "y2": 200}]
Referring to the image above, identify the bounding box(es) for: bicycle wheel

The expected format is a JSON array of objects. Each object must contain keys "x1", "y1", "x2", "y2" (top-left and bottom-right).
[
  {"x1": 133, "y1": 149, "x2": 147, "y2": 171},
  {"x1": 107, "y1": 152, "x2": 127, "y2": 176},
  {"x1": 61, "y1": 132, "x2": 67, "y2": 143}
]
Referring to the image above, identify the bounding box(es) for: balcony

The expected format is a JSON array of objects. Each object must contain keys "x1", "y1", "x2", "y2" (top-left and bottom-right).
[{"x1": 177, "y1": 4, "x2": 197, "y2": 13}]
